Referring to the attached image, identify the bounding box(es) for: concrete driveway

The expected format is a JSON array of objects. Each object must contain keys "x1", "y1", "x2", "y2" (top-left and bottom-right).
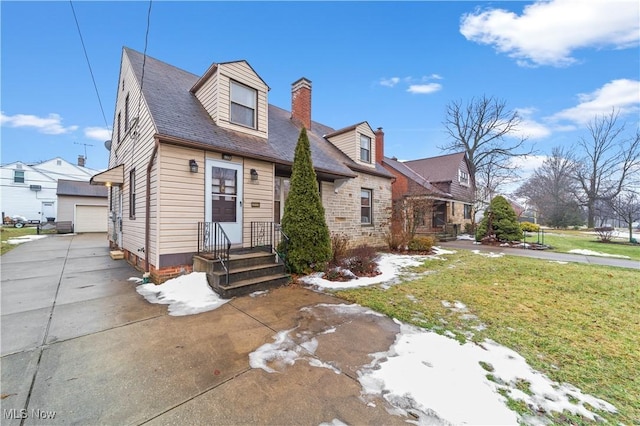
[{"x1": 1, "y1": 233, "x2": 405, "y2": 425}]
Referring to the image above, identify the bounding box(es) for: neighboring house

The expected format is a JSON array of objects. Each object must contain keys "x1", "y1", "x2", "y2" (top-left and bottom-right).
[
  {"x1": 91, "y1": 47, "x2": 393, "y2": 283},
  {"x1": 1, "y1": 156, "x2": 101, "y2": 223},
  {"x1": 56, "y1": 179, "x2": 109, "y2": 232},
  {"x1": 381, "y1": 151, "x2": 475, "y2": 236}
]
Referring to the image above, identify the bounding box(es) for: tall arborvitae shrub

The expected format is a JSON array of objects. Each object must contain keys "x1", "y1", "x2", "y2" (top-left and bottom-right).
[
  {"x1": 476, "y1": 195, "x2": 523, "y2": 242},
  {"x1": 281, "y1": 128, "x2": 331, "y2": 273}
]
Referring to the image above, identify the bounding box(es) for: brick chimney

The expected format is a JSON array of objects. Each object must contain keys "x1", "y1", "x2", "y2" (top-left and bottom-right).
[
  {"x1": 78, "y1": 155, "x2": 86, "y2": 167},
  {"x1": 375, "y1": 127, "x2": 384, "y2": 164},
  {"x1": 291, "y1": 77, "x2": 312, "y2": 130}
]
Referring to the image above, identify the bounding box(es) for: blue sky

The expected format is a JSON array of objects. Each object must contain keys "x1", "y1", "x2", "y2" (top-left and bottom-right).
[{"x1": 2, "y1": 1, "x2": 639, "y2": 184}]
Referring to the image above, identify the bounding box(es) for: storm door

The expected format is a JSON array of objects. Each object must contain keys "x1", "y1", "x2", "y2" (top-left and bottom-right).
[{"x1": 205, "y1": 159, "x2": 243, "y2": 244}]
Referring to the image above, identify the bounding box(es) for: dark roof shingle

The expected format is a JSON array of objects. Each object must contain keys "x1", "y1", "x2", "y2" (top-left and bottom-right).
[{"x1": 124, "y1": 47, "x2": 392, "y2": 180}]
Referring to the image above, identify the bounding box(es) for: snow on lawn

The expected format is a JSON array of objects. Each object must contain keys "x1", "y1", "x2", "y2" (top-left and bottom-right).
[
  {"x1": 359, "y1": 322, "x2": 617, "y2": 425},
  {"x1": 300, "y1": 250, "x2": 454, "y2": 291},
  {"x1": 472, "y1": 249, "x2": 505, "y2": 258},
  {"x1": 249, "y1": 304, "x2": 616, "y2": 424},
  {"x1": 136, "y1": 272, "x2": 229, "y2": 316},
  {"x1": 568, "y1": 249, "x2": 631, "y2": 259},
  {"x1": 4, "y1": 235, "x2": 48, "y2": 245}
]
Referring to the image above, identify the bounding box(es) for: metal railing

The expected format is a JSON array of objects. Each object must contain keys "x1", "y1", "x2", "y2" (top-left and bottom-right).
[
  {"x1": 198, "y1": 222, "x2": 230, "y2": 284},
  {"x1": 250, "y1": 222, "x2": 290, "y2": 268}
]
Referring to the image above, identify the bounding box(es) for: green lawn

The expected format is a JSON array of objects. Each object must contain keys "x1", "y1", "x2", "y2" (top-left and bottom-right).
[
  {"x1": 336, "y1": 251, "x2": 639, "y2": 424},
  {"x1": 526, "y1": 229, "x2": 640, "y2": 261},
  {"x1": 0, "y1": 226, "x2": 54, "y2": 255}
]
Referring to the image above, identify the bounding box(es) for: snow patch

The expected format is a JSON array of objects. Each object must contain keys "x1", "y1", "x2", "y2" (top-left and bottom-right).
[
  {"x1": 358, "y1": 323, "x2": 616, "y2": 424},
  {"x1": 5, "y1": 235, "x2": 48, "y2": 245},
  {"x1": 136, "y1": 272, "x2": 229, "y2": 316},
  {"x1": 568, "y1": 249, "x2": 630, "y2": 259},
  {"x1": 472, "y1": 249, "x2": 505, "y2": 258},
  {"x1": 300, "y1": 253, "x2": 433, "y2": 290},
  {"x1": 457, "y1": 233, "x2": 476, "y2": 241}
]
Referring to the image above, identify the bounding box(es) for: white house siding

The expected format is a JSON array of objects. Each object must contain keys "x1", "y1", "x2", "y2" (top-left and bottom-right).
[
  {"x1": 242, "y1": 158, "x2": 274, "y2": 246},
  {"x1": 326, "y1": 123, "x2": 377, "y2": 168},
  {"x1": 0, "y1": 163, "x2": 56, "y2": 221},
  {"x1": 215, "y1": 62, "x2": 268, "y2": 139},
  {"x1": 322, "y1": 173, "x2": 391, "y2": 248},
  {"x1": 108, "y1": 52, "x2": 158, "y2": 264}
]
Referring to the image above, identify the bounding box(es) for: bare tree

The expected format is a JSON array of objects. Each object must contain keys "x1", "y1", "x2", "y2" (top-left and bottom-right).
[
  {"x1": 441, "y1": 95, "x2": 533, "y2": 216},
  {"x1": 609, "y1": 190, "x2": 640, "y2": 243},
  {"x1": 515, "y1": 146, "x2": 583, "y2": 227},
  {"x1": 574, "y1": 110, "x2": 640, "y2": 228}
]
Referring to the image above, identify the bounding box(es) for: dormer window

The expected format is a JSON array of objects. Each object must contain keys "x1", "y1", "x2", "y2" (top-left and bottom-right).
[
  {"x1": 230, "y1": 81, "x2": 257, "y2": 128},
  {"x1": 360, "y1": 134, "x2": 371, "y2": 163},
  {"x1": 459, "y1": 169, "x2": 469, "y2": 186}
]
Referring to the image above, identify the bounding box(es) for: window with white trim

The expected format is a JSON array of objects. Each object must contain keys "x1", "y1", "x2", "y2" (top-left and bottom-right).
[
  {"x1": 361, "y1": 188, "x2": 373, "y2": 224},
  {"x1": 230, "y1": 81, "x2": 257, "y2": 128},
  {"x1": 360, "y1": 134, "x2": 371, "y2": 163},
  {"x1": 129, "y1": 169, "x2": 136, "y2": 219},
  {"x1": 13, "y1": 170, "x2": 25, "y2": 183}
]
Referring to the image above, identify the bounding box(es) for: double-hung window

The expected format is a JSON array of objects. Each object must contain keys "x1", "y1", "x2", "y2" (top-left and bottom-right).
[
  {"x1": 361, "y1": 189, "x2": 372, "y2": 224},
  {"x1": 464, "y1": 204, "x2": 472, "y2": 220},
  {"x1": 230, "y1": 81, "x2": 257, "y2": 128},
  {"x1": 14, "y1": 170, "x2": 25, "y2": 183},
  {"x1": 360, "y1": 134, "x2": 371, "y2": 163}
]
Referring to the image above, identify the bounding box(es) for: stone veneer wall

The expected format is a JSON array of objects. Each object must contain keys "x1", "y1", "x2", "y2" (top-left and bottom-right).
[{"x1": 322, "y1": 173, "x2": 391, "y2": 248}]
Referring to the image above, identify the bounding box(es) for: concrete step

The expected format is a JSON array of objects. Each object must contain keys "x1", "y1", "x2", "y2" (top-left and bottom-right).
[
  {"x1": 209, "y1": 263, "x2": 286, "y2": 286},
  {"x1": 209, "y1": 273, "x2": 290, "y2": 298}
]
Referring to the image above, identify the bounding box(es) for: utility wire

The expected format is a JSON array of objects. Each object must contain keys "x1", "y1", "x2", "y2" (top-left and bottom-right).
[
  {"x1": 132, "y1": 0, "x2": 152, "y2": 165},
  {"x1": 69, "y1": 0, "x2": 110, "y2": 131}
]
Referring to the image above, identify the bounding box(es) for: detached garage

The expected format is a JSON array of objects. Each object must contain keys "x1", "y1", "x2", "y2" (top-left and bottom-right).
[{"x1": 57, "y1": 180, "x2": 108, "y2": 233}]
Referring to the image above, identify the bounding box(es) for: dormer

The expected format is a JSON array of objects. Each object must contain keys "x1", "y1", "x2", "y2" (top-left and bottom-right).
[
  {"x1": 191, "y1": 60, "x2": 269, "y2": 139},
  {"x1": 325, "y1": 121, "x2": 377, "y2": 168}
]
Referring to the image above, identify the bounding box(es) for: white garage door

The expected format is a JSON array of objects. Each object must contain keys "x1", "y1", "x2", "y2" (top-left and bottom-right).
[{"x1": 75, "y1": 205, "x2": 108, "y2": 233}]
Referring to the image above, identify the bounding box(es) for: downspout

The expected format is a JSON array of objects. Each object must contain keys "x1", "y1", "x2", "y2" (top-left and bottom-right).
[{"x1": 145, "y1": 137, "x2": 159, "y2": 273}]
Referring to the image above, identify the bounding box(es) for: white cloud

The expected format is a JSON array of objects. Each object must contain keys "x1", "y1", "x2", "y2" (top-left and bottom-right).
[
  {"x1": 0, "y1": 111, "x2": 78, "y2": 135},
  {"x1": 84, "y1": 126, "x2": 112, "y2": 141},
  {"x1": 551, "y1": 79, "x2": 640, "y2": 124},
  {"x1": 513, "y1": 108, "x2": 551, "y2": 139},
  {"x1": 460, "y1": 0, "x2": 640, "y2": 67},
  {"x1": 379, "y1": 77, "x2": 400, "y2": 87},
  {"x1": 407, "y1": 83, "x2": 442, "y2": 95}
]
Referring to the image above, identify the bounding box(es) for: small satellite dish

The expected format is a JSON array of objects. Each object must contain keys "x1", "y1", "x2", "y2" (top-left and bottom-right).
[{"x1": 104, "y1": 140, "x2": 112, "y2": 151}]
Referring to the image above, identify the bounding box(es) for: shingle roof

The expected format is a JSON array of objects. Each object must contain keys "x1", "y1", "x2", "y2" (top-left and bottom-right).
[
  {"x1": 57, "y1": 179, "x2": 108, "y2": 197},
  {"x1": 383, "y1": 157, "x2": 451, "y2": 198},
  {"x1": 402, "y1": 152, "x2": 467, "y2": 183},
  {"x1": 124, "y1": 47, "x2": 392, "y2": 180}
]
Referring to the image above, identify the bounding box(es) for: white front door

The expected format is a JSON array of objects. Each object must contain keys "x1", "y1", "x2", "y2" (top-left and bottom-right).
[
  {"x1": 205, "y1": 159, "x2": 243, "y2": 244},
  {"x1": 41, "y1": 201, "x2": 55, "y2": 222}
]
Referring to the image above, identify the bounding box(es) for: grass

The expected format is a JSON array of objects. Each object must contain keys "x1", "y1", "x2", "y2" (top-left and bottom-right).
[
  {"x1": 0, "y1": 225, "x2": 54, "y2": 255},
  {"x1": 335, "y1": 251, "x2": 639, "y2": 424},
  {"x1": 527, "y1": 229, "x2": 640, "y2": 260}
]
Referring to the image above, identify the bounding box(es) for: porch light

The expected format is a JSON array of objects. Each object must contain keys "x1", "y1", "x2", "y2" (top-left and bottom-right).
[
  {"x1": 250, "y1": 168, "x2": 259, "y2": 181},
  {"x1": 189, "y1": 159, "x2": 199, "y2": 173}
]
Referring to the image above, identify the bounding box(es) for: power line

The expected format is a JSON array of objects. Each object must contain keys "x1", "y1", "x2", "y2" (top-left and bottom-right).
[{"x1": 69, "y1": 0, "x2": 110, "y2": 130}]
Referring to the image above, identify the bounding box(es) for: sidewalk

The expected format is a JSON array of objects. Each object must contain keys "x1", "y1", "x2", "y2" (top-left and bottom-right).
[
  {"x1": 439, "y1": 239, "x2": 639, "y2": 270},
  {"x1": 1, "y1": 233, "x2": 406, "y2": 425}
]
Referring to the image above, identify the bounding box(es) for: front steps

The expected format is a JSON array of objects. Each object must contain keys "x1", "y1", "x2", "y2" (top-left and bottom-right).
[{"x1": 193, "y1": 250, "x2": 289, "y2": 298}]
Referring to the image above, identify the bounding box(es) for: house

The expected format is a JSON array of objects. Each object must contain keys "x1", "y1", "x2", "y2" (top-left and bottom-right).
[
  {"x1": 91, "y1": 47, "x2": 393, "y2": 284},
  {"x1": 1, "y1": 156, "x2": 101, "y2": 223},
  {"x1": 381, "y1": 151, "x2": 475, "y2": 237},
  {"x1": 56, "y1": 179, "x2": 109, "y2": 232}
]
